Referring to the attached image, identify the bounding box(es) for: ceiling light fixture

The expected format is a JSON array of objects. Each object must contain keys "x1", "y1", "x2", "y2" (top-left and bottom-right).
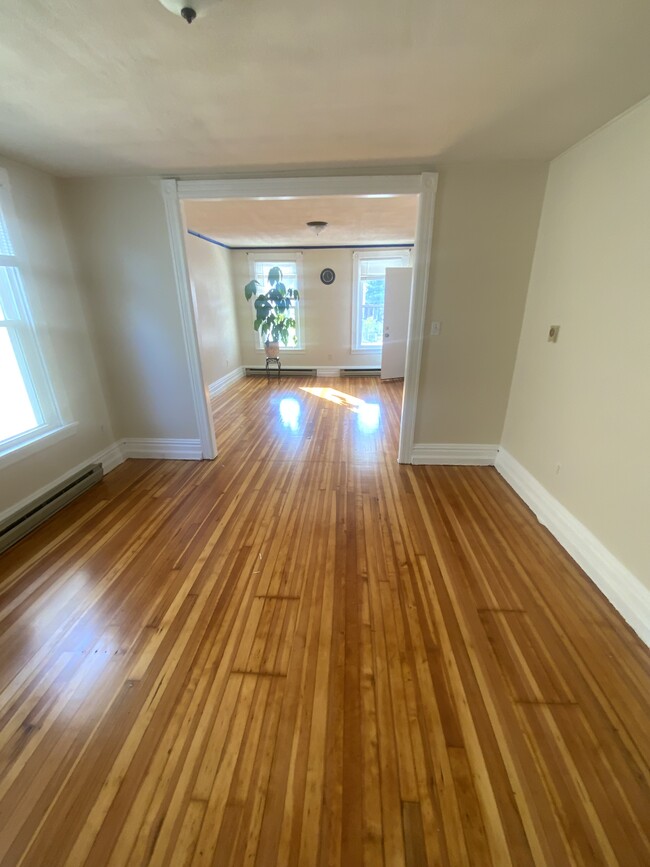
[
  {"x1": 306, "y1": 221, "x2": 328, "y2": 236},
  {"x1": 158, "y1": 0, "x2": 219, "y2": 24}
]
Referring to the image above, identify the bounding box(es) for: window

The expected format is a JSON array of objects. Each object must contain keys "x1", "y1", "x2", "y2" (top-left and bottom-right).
[
  {"x1": 0, "y1": 170, "x2": 63, "y2": 458},
  {"x1": 352, "y1": 250, "x2": 411, "y2": 351},
  {"x1": 249, "y1": 255, "x2": 303, "y2": 350}
]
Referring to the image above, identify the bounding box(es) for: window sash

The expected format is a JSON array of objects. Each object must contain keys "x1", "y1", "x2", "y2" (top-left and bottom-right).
[
  {"x1": 352, "y1": 250, "x2": 411, "y2": 351},
  {"x1": 249, "y1": 255, "x2": 303, "y2": 350},
  {"x1": 0, "y1": 171, "x2": 63, "y2": 455}
]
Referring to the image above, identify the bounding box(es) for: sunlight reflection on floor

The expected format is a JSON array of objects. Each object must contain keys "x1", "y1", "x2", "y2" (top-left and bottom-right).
[
  {"x1": 279, "y1": 397, "x2": 301, "y2": 431},
  {"x1": 300, "y1": 386, "x2": 381, "y2": 434}
]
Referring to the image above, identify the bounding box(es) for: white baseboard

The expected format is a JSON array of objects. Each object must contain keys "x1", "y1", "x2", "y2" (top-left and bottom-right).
[
  {"x1": 495, "y1": 448, "x2": 649, "y2": 646},
  {"x1": 411, "y1": 443, "x2": 499, "y2": 465},
  {"x1": 0, "y1": 435, "x2": 203, "y2": 525},
  {"x1": 0, "y1": 440, "x2": 126, "y2": 526},
  {"x1": 317, "y1": 367, "x2": 341, "y2": 377},
  {"x1": 100, "y1": 442, "x2": 126, "y2": 473},
  {"x1": 121, "y1": 438, "x2": 203, "y2": 461},
  {"x1": 208, "y1": 366, "x2": 244, "y2": 398}
]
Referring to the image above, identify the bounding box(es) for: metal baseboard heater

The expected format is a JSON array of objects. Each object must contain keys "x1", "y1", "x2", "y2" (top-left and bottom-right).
[
  {"x1": 245, "y1": 366, "x2": 380, "y2": 378},
  {"x1": 340, "y1": 368, "x2": 380, "y2": 377},
  {"x1": 0, "y1": 463, "x2": 103, "y2": 555},
  {"x1": 245, "y1": 367, "x2": 317, "y2": 377}
]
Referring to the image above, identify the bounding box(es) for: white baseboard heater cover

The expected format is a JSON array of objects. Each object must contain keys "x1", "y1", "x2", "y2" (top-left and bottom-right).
[
  {"x1": 245, "y1": 367, "x2": 380, "y2": 378},
  {"x1": 245, "y1": 367, "x2": 317, "y2": 377},
  {"x1": 0, "y1": 463, "x2": 103, "y2": 555},
  {"x1": 340, "y1": 368, "x2": 381, "y2": 377}
]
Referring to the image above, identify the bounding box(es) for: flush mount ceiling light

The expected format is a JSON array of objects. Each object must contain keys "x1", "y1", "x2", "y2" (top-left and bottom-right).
[
  {"x1": 158, "y1": 0, "x2": 219, "y2": 24},
  {"x1": 306, "y1": 221, "x2": 328, "y2": 236}
]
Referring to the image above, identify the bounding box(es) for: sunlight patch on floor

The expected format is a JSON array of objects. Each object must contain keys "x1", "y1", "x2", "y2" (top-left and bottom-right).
[{"x1": 300, "y1": 386, "x2": 381, "y2": 433}]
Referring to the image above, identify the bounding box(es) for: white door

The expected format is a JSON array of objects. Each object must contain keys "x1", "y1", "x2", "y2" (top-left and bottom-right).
[{"x1": 381, "y1": 267, "x2": 412, "y2": 380}]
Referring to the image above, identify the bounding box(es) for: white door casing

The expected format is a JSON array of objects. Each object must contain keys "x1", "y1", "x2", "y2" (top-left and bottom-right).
[{"x1": 164, "y1": 173, "x2": 438, "y2": 463}]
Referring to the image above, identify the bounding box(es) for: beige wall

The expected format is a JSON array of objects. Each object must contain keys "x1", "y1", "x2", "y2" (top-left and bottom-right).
[
  {"x1": 414, "y1": 164, "x2": 548, "y2": 444},
  {"x1": 185, "y1": 234, "x2": 242, "y2": 387},
  {"x1": 231, "y1": 247, "x2": 394, "y2": 368},
  {"x1": 60, "y1": 177, "x2": 198, "y2": 441},
  {"x1": 502, "y1": 98, "x2": 650, "y2": 586},
  {"x1": 0, "y1": 156, "x2": 114, "y2": 514}
]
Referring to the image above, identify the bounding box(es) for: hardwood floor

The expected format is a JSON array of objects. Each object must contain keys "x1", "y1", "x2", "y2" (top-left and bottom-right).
[{"x1": 0, "y1": 375, "x2": 648, "y2": 866}]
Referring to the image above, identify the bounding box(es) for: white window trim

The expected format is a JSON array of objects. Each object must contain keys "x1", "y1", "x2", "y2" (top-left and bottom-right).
[
  {"x1": 247, "y1": 251, "x2": 305, "y2": 352},
  {"x1": 0, "y1": 167, "x2": 70, "y2": 463},
  {"x1": 0, "y1": 422, "x2": 78, "y2": 471},
  {"x1": 351, "y1": 248, "x2": 412, "y2": 353}
]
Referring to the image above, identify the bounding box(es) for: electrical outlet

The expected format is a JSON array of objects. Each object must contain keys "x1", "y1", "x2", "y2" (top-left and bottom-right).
[
  {"x1": 430, "y1": 321, "x2": 441, "y2": 336},
  {"x1": 548, "y1": 325, "x2": 560, "y2": 343}
]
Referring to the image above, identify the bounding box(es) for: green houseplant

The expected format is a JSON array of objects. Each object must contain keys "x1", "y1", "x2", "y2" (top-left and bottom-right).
[{"x1": 244, "y1": 266, "x2": 299, "y2": 357}]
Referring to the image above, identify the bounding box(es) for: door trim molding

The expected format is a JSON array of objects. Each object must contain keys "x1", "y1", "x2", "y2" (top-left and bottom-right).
[
  {"x1": 399, "y1": 172, "x2": 437, "y2": 462},
  {"x1": 161, "y1": 179, "x2": 218, "y2": 460},
  {"x1": 176, "y1": 175, "x2": 423, "y2": 199}
]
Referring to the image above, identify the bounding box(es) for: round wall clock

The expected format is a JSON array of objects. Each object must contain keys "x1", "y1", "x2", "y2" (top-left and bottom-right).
[{"x1": 320, "y1": 267, "x2": 336, "y2": 285}]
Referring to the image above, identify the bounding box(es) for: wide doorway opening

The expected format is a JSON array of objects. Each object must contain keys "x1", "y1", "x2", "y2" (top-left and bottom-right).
[{"x1": 162, "y1": 175, "x2": 437, "y2": 463}]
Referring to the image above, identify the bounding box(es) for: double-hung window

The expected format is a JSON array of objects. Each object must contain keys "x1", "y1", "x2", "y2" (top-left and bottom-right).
[
  {"x1": 352, "y1": 250, "x2": 411, "y2": 351},
  {"x1": 249, "y1": 254, "x2": 303, "y2": 350},
  {"x1": 0, "y1": 170, "x2": 63, "y2": 459}
]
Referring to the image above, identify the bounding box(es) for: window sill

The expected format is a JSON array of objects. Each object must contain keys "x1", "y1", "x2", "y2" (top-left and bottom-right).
[
  {"x1": 0, "y1": 422, "x2": 79, "y2": 471},
  {"x1": 350, "y1": 347, "x2": 382, "y2": 355}
]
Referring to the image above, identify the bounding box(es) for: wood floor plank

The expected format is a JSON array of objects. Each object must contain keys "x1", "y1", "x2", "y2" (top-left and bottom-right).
[{"x1": 0, "y1": 375, "x2": 648, "y2": 866}]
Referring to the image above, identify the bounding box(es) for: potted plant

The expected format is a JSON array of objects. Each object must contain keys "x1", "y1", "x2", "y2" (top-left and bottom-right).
[{"x1": 244, "y1": 266, "x2": 299, "y2": 357}]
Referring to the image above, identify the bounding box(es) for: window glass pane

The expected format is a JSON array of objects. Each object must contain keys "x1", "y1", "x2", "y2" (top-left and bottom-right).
[
  {"x1": 0, "y1": 206, "x2": 14, "y2": 256},
  {"x1": 0, "y1": 266, "x2": 23, "y2": 321},
  {"x1": 0, "y1": 327, "x2": 40, "y2": 441},
  {"x1": 360, "y1": 276, "x2": 385, "y2": 346},
  {"x1": 356, "y1": 254, "x2": 409, "y2": 348},
  {"x1": 253, "y1": 261, "x2": 300, "y2": 348}
]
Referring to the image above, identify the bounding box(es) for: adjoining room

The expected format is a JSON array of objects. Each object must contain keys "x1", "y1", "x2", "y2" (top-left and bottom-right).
[{"x1": 180, "y1": 192, "x2": 419, "y2": 456}]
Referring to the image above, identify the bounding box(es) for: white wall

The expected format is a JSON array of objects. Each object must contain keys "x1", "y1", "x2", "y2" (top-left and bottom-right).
[
  {"x1": 184, "y1": 234, "x2": 242, "y2": 387},
  {"x1": 0, "y1": 156, "x2": 114, "y2": 514},
  {"x1": 60, "y1": 177, "x2": 198, "y2": 441},
  {"x1": 231, "y1": 247, "x2": 393, "y2": 368},
  {"x1": 502, "y1": 98, "x2": 650, "y2": 588},
  {"x1": 414, "y1": 164, "x2": 549, "y2": 445},
  {"x1": 0, "y1": 162, "x2": 546, "y2": 516}
]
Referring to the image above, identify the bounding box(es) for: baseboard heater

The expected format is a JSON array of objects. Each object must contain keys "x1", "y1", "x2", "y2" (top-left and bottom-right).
[
  {"x1": 245, "y1": 367, "x2": 317, "y2": 377},
  {"x1": 340, "y1": 368, "x2": 381, "y2": 377},
  {"x1": 0, "y1": 463, "x2": 103, "y2": 555}
]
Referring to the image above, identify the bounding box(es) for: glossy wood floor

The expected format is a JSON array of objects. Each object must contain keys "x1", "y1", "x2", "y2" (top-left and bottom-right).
[{"x1": 0, "y1": 376, "x2": 648, "y2": 866}]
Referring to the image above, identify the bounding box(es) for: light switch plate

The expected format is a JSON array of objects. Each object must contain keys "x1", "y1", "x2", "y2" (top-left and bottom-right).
[
  {"x1": 431, "y1": 321, "x2": 441, "y2": 336},
  {"x1": 548, "y1": 325, "x2": 560, "y2": 343}
]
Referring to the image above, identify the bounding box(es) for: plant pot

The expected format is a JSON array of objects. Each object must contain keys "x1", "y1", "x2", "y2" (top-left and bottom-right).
[{"x1": 265, "y1": 341, "x2": 280, "y2": 358}]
